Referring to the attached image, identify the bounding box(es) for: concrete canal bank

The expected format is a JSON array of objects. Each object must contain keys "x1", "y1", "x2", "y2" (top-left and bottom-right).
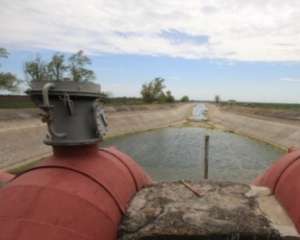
[
  {"x1": 0, "y1": 103, "x2": 194, "y2": 170},
  {"x1": 208, "y1": 104, "x2": 300, "y2": 150},
  {"x1": 106, "y1": 103, "x2": 194, "y2": 138}
]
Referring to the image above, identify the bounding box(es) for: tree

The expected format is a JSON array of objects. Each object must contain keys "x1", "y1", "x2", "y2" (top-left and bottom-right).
[
  {"x1": 180, "y1": 96, "x2": 189, "y2": 102},
  {"x1": 141, "y1": 83, "x2": 154, "y2": 103},
  {"x1": 215, "y1": 95, "x2": 221, "y2": 104},
  {"x1": 68, "y1": 50, "x2": 95, "y2": 82},
  {"x1": 0, "y1": 48, "x2": 8, "y2": 69},
  {"x1": 228, "y1": 99, "x2": 236, "y2": 106},
  {"x1": 158, "y1": 92, "x2": 167, "y2": 103},
  {"x1": 24, "y1": 56, "x2": 48, "y2": 83},
  {"x1": 99, "y1": 91, "x2": 113, "y2": 104},
  {"x1": 0, "y1": 48, "x2": 19, "y2": 91},
  {"x1": 24, "y1": 50, "x2": 96, "y2": 85},
  {"x1": 0, "y1": 73, "x2": 19, "y2": 91},
  {"x1": 165, "y1": 90, "x2": 175, "y2": 103},
  {"x1": 0, "y1": 48, "x2": 8, "y2": 60},
  {"x1": 141, "y1": 77, "x2": 166, "y2": 103},
  {"x1": 47, "y1": 53, "x2": 68, "y2": 81}
]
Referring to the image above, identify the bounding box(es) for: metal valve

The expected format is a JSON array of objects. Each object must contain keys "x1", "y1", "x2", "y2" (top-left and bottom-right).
[
  {"x1": 94, "y1": 102, "x2": 108, "y2": 137},
  {"x1": 27, "y1": 81, "x2": 104, "y2": 146}
]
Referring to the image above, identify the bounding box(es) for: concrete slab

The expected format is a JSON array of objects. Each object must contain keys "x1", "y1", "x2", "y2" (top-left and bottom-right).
[{"x1": 119, "y1": 181, "x2": 299, "y2": 240}]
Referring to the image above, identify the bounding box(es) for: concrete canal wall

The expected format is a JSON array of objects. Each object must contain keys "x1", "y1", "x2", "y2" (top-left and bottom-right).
[
  {"x1": 208, "y1": 104, "x2": 300, "y2": 150},
  {"x1": 106, "y1": 103, "x2": 194, "y2": 137},
  {"x1": 0, "y1": 103, "x2": 194, "y2": 170}
]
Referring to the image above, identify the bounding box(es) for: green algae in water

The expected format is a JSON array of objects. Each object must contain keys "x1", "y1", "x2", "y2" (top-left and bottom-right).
[{"x1": 102, "y1": 127, "x2": 283, "y2": 183}]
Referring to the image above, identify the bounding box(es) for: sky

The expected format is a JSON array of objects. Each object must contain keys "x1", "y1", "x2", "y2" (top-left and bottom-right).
[{"x1": 1, "y1": 0, "x2": 300, "y2": 102}]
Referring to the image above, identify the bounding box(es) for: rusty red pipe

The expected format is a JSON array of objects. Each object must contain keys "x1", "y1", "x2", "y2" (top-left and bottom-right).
[
  {"x1": 0, "y1": 170, "x2": 14, "y2": 184},
  {"x1": 0, "y1": 145, "x2": 152, "y2": 240},
  {"x1": 254, "y1": 148, "x2": 300, "y2": 233}
]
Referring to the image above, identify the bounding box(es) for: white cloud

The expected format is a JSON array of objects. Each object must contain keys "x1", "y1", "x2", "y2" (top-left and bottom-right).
[{"x1": 1, "y1": 0, "x2": 300, "y2": 61}]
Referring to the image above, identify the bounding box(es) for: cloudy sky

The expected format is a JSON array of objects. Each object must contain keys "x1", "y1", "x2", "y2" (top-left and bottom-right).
[{"x1": 1, "y1": 0, "x2": 300, "y2": 102}]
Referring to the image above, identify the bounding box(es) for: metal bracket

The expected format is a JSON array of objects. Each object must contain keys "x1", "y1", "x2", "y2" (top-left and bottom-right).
[
  {"x1": 93, "y1": 103, "x2": 108, "y2": 137},
  {"x1": 41, "y1": 83, "x2": 67, "y2": 139},
  {"x1": 60, "y1": 93, "x2": 74, "y2": 116}
]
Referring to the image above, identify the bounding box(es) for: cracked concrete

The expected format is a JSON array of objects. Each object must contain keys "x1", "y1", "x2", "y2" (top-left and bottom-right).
[{"x1": 119, "y1": 181, "x2": 299, "y2": 240}]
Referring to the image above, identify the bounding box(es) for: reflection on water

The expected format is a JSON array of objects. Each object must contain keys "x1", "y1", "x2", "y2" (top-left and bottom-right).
[
  {"x1": 102, "y1": 128, "x2": 283, "y2": 183},
  {"x1": 192, "y1": 104, "x2": 207, "y2": 121}
]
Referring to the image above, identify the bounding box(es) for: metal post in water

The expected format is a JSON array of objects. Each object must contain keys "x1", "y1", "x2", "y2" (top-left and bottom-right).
[{"x1": 204, "y1": 135, "x2": 210, "y2": 179}]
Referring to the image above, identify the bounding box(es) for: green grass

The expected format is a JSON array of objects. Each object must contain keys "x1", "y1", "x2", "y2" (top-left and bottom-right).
[
  {"x1": 0, "y1": 95, "x2": 35, "y2": 109},
  {"x1": 0, "y1": 96, "x2": 167, "y2": 109},
  {"x1": 0, "y1": 100, "x2": 35, "y2": 109},
  {"x1": 7, "y1": 159, "x2": 42, "y2": 175}
]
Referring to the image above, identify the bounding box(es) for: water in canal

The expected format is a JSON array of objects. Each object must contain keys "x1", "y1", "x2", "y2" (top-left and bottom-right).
[
  {"x1": 102, "y1": 127, "x2": 283, "y2": 183},
  {"x1": 191, "y1": 104, "x2": 207, "y2": 121},
  {"x1": 103, "y1": 104, "x2": 283, "y2": 183}
]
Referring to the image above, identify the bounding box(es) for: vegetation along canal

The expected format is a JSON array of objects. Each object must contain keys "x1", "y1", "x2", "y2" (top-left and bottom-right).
[{"x1": 103, "y1": 105, "x2": 283, "y2": 183}]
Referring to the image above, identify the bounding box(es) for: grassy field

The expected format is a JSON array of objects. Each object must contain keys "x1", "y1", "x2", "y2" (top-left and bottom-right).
[
  {"x1": 0, "y1": 95, "x2": 145, "y2": 109},
  {"x1": 0, "y1": 96, "x2": 35, "y2": 109},
  {"x1": 0, "y1": 95, "x2": 185, "y2": 109},
  {"x1": 0, "y1": 101, "x2": 35, "y2": 109}
]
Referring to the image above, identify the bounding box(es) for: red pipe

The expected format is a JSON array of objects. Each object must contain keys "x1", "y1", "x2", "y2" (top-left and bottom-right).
[
  {"x1": 0, "y1": 145, "x2": 152, "y2": 240},
  {"x1": 254, "y1": 149, "x2": 300, "y2": 233},
  {"x1": 0, "y1": 170, "x2": 14, "y2": 184}
]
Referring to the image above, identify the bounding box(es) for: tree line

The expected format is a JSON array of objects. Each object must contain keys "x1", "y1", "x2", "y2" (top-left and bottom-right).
[
  {"x1": 0, "y1": 48, "x2": 19, "y2": 91},
  {"x1": 24, "y1": 50, "x2": 95, "y2": 83},
  {"x1": 0, "y1": 47, "x2": 190, "y2": 104},
  {"x1": 0, "y1": 48, "x2": 95, "y2": 92},
  {"x1": 141, "y1": 77, "x2": 189, "y2": 103}
]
